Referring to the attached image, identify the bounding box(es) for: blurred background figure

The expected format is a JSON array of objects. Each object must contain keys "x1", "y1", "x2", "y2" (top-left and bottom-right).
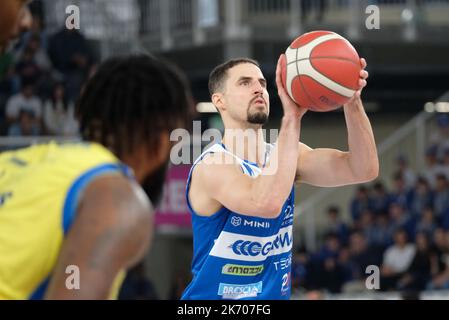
[
  {"x1": 380, "y1": 229, "x2": 416, "y2": 291},
  {"x1": 397, "y1": 232, "x2": 433, "y2": 292},
  {"x1": 429, "y1": 114, "x2": 449, "y2": 160},
  {"x1": 43, "y1": 82, "x2": 78, "y2": 136},
  {"x1": 5, "y1": 83, "x2": 42, "y2": 134},
  {"x1": 323, "y1": 206, "x2": 350, "y2": 246},
  {"x1": 395, "y1": 155, "x2": 416, "y2": 190}
]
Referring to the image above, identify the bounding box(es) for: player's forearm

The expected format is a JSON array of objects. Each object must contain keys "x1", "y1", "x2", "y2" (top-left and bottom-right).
[
  {"x1": 344, "y1": 97, "x2": 379, "y2": 181},
  {"x1": 253, "y1": 115, "x2": 300, "y2": 214}
]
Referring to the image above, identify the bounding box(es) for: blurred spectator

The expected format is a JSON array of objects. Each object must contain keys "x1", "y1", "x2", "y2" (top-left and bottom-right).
[
  {"x1": 441, "y1": 207, "x2": 449, "y2": 230},
  {"x1": 395, "y1": 155, "x2": 416, "y2": 190},
  {"x1": 415, "y1": 206, "x2": 437, "y2": 238},
  {"x1": 371, "y1": 181, "x2": 391, "y2": 214},
  {"x1": 350, "y1": 186, "x2": 373, "y2": 222},
  {"x1": 15, "y1": 48, "x2": 42, "y2": 87},
  {"x1": 43, "y1": 83, "x2": 78, "y2": 136},
  {"x1": 5, "y1": 84, "x2": 42, "y2": 131},
  {"x1": 397, "y1": 232, "x2": 433, "y2": 292},
  {"x1": 48, "y1": 28, "x2": 95, "y2": 100},
  {"x1": 427, "y1": 230, "x2": 449, "y2": 290},
  {"x1": 25, "y1": 33, "x2": 52, "y2": 73},
  {"x1": 7, "y1": 109, "x2": 40, "y2": 136},
  {"x1": 429, "y1": 228, "x2": 447, "y2": 279},
  {"x1": 307, "y1": 233, "x2": 341, "y2": 290},
  {"x1": 337, "y1": 246, "x2": 353, "y2": 283},
  {"x1": 318, "y1": 255, "x2": 347, "y2": 293},
  {"x1": 312, "y1": 232, "x2": 341, "y2": 263},
  {"x1": 358, "y1": 209, "x2": 376, "y2": 244},
  {"x1": 368, "y1": 212, "x2": 392, "y2": 249},
  {"x1": 292, "y1": 247, "x2": 310, "y2": 290},
  {"x1": 441, "y1": 148, "x2": 449, "y2": 180},
  {"x1": 308, "y1": 234, "x2": 347, "y2": 293},
  {"x1": 429, "y1": 114, "x2": 449, "y2": 160},
  {"x1": 433, "y1": 174, "x2": 449, "y2": 221},
  {"x1": 380, "y1": 229, "x2": 416, "y2": 291},
  {"x1": 342, "y1": 231, "x2": 382, "y2": 293},
  {"x1": 348, "y1": 231, "x2": 382, "y2": 280},
  {"x1": 421, "y1": 145, "x2": 446, "y2": 189},
  {"x1": 323, "y1": 206, "x2": 349, "y2": 246},
  {"x1": 390, "y1": 171, "x2": 411, "y2": 209},
  {"x1": 431, "y1": 228, "x2": 446, "y2": 257},
  {"x1": 408, "y1": 177, "x2": 434, "y2": 218},
  {"x1": 388, "y1": 201, "x2": 415, "y2": 241},
  {"x1": 118, "y1": 262, "x2": 159, "y2": 300},
  {"x1": 20, "y1": 14, "x2": 49, "y2": 52}
]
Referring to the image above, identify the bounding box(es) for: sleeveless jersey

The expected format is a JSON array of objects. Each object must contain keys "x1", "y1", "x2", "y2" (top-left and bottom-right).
[
  {"x1": 0, "y1": 141, "x2": 132, "y2": 299},
  {"x1": 181, "y1": 143, "x2": 295, "y2": 300}
]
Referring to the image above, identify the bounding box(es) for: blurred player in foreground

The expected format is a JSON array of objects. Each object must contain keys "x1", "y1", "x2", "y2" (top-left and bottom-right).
[
  {"x1": 0, "y1": 53, "x2": 194, "y2": 298},
  {"x1": 0, "y1": 0, "x2": 32, "y2": 55}
]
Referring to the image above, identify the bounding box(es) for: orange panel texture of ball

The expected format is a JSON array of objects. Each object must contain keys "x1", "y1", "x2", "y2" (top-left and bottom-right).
[{"x1": 282, "y1": 30, "x2": 362, "y2": 112}]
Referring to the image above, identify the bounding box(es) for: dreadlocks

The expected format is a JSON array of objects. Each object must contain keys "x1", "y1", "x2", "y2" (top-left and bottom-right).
[{"x1": 76, "y1": 54, "x2": 194, "y2": 158}]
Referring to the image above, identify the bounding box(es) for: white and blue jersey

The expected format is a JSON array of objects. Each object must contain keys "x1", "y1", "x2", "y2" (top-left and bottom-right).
[{"x1": 181, "y1": 143, "x2": 295, "y2": 300}]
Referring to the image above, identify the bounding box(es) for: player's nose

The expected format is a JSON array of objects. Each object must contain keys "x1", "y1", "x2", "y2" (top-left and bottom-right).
[{"x1": 253, "y1": 83, "x2": 264, "y2": 95}]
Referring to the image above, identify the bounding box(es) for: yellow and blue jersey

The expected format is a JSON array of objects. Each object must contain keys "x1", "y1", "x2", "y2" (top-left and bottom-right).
[{"x1": 0, "y1": 141, "x2": 132, "y2": 299}]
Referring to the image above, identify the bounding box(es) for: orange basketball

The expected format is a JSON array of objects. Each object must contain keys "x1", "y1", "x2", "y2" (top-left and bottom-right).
[{"x1": 280, "y1": 30, "x2": 362, "y2": 112}]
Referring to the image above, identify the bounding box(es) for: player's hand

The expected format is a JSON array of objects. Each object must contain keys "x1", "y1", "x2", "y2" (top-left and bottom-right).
[
  {"x1": 346, "y1": 58, "x2": 368, "y2": 105},
  {"x1": 276, "y1": 54, "x2": 307, "y2": 119}
]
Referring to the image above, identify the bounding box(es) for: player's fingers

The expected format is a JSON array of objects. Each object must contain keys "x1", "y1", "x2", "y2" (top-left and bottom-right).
[
  {"x1": 275, "y1": 55, "x2": 287, "y2": 97},
  {"x1": 360, "y1": 58, "x2": 367, "y2": 69},
  {"x1": 360, "y1": 70, "x2": 369, "y2": 79},
  {"x1": 358, "y1": 78, "x2": 367, "y2": 88}
]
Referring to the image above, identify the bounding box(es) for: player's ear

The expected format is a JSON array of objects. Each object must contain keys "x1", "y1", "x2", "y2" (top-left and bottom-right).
[{"x1": 212, "y1": 92, "x2": 225, "y2": 112}]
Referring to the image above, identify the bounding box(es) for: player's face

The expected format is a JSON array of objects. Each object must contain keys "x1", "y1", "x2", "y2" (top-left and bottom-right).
[
  {"x1": 0, "y1": 0, "x2": 32, "y2": 54},
  {"x1": 224, "y1": 63, "x2": 270, "y2": 125}
]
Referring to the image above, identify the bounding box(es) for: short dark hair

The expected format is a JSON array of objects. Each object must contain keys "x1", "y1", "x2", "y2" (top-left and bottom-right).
[
  {"x1": 394, "y1": 227, "x2": 408, "y2": 239},
  {"x1": 327, "y1": 206, "x2": 340, "y2": 215},
  {"x1": 208, "y1": 58, "x2": 260, "y2": 97},
  {"x1": 76, "y1": 54, "x2": 195, "y2": 158},
  {"x1": 393, "y1": 171, "x2": 404, "y2": 181}
]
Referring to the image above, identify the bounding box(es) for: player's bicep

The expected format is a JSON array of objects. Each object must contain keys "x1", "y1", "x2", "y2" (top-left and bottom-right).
[
  {"x1": 297, "y1": 142, "x2": 358, "y2": 187},
  {"x1": 45, "y1": 175, "x2": 153, "y2": 299}
]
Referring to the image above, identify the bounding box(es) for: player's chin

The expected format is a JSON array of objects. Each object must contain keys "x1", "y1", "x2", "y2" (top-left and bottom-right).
[{"x1": 247, "y1": 111, "x2": 269, "y2": 125}]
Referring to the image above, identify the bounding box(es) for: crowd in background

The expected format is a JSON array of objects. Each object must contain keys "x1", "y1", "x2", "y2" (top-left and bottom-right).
[
  {"x1": 292, "y1": 115, "x2": 449, "y2": 294},
  {"x1": 0, "y1": 1, "x2": 95, "y2": 139}
]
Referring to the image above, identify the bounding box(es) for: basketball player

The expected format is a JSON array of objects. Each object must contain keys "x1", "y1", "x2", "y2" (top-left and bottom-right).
[
  {"x1": 0, "y1": 55, "x2": 194, "y2": 299},
  {"x1": 0, "y1": 0, "x2": 33, "y2": 55},
  {"x1": 181, "y1": 55, "x2": 377, "y2": 299}
]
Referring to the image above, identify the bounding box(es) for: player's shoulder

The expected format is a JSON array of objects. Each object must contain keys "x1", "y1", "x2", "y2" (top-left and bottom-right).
[
  {"x1": 53, "y1": 141, "x2": 116, "y2": 161},
  {"x1": 192, "y1": 154, "x2": 243, "y2": 192},
  {"x1": 48, "y1": 140, "x2": 120, "y2": 172},
  {"x1": 80, "y1": 173, "x2": 152, "y2": 221},
  {"x1": 194, "y1": 147, "x2": 240, "y2": 172}
]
